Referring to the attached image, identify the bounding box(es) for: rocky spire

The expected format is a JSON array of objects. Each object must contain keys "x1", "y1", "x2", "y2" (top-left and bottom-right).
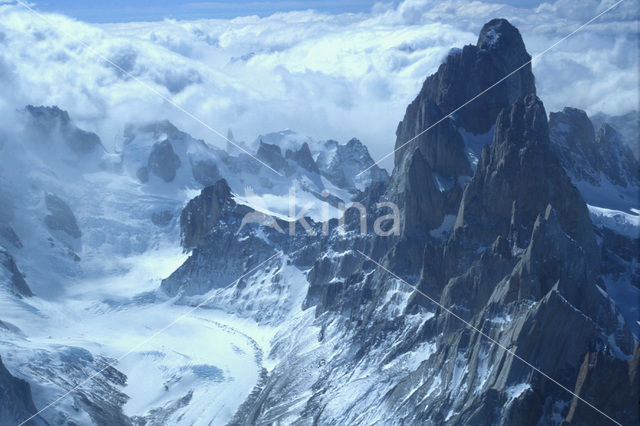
[
  {"x1": 393, "y1": 18, "x2": 535, "y2": 171},
  {"x1": 451, "y1": 95, "x2": 599, "y2": 276},
  {"x1": 388, "y1": 19, "x2": 536, "y2": 237},
  {"x1": 179, "y1": 179, "x2": 238, "y2": 249}
]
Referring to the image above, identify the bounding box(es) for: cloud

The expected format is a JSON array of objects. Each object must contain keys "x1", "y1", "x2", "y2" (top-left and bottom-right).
[{"x1": 0, "y1": 0, "x2": 636, "y2": 170}]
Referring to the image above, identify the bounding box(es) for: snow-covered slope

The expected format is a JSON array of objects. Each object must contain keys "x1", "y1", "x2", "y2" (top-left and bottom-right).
[{"x1": 0, "y1": 103, "x2": 384, "y2": 424}]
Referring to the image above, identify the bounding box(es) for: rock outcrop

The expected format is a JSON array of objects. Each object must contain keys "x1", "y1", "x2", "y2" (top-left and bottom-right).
[
  {"x1": 0, "y1": 246, "x2": 33, "y2": 297},
  {"x1": 285, "y1": 142, "x2": 320, "y2": 175},
  {"x1": 44, "y1": 193, "x2": 81, "y2": 239},
  {"x1": 24, "y1": 105, "x2": 103, "y2": 156},
  {"x1": 394, "y1": 18, "x2": 535, "y2": 170},
  {"x1": 316, "y1": 138, "x2": 389, "y2": 192},
  {"x1": 256, "y1": 141, "x2": 287, "y2": 172},
  {"x1": 0, "y1": 356, "x2": 45, "y2": 425},
  {"x1": 179, "y1": 179, "x2": 243, "y2": 250},
  {"x1": 147, "y1": 140, "x2": 181, "y2": 182}
]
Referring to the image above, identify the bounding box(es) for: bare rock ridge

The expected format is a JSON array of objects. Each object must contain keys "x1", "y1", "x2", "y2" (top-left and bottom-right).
[
  {"x1": 178, "y1": 179, "x2": 245, "y2": 250},
  {"x1": 591, "y1": 110, "x2": 639, "y2": 159}
]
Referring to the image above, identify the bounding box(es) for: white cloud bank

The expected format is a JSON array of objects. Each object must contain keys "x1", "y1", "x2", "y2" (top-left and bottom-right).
[{"x1": 0, "y1": 0, "x2": 637, "y2": 170}]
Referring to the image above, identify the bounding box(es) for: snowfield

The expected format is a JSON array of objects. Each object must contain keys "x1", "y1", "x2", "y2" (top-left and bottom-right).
[{"x1": 0, "y1": 240, "x2": 286, "y2": 425}]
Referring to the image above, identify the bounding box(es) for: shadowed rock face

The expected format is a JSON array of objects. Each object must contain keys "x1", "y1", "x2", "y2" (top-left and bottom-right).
[
  {"x1": 394, "y1": 18, "x2": 535, "y2": 171},
  {"x1": 257, "y1": 141, "x2": 287, "y2": 172},
  {"x1": 0, "y1": 357, "x2": 44, "y2": 425},
  {"x1": 591, "y1": 110, "x2": 639, "y2": 159},
  {"x1": 451, "y1": 95, "x2": 599, "y2": 277},
  {"x1": 44, "y1": 193, "x2": 81, "y2": 239},
  {"x1": 285, "y1": 142, "x2": 320, "y2": 174},
  {"x1": 390, "y1": 19, "x2": 536, "y2": 237},
  {"x1": 25, "y1": 105, "x2": 103, "y2": 156},
  {"x1": 0, "y1": 246, "x2": 32, "y2": 297},
  {"x1": 179, "y1": 179, "x2": 247, "y2": 250},
  {"x1": 148, "y1": 140, "x2": 181, "y2": 182}
]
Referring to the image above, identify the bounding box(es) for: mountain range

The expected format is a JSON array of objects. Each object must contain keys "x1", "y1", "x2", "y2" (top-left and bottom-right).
[{"x1": 0, "y1": 18, "x2": 638, "y2": 426}]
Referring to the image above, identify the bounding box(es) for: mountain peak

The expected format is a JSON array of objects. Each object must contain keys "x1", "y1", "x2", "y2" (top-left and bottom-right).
[{"x1": 477, "y1": 18, "x2": 526, "y2": 53}]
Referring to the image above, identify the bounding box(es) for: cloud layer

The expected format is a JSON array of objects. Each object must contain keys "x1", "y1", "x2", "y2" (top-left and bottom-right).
[{"x1": 0, "y1": 0, "x2": 637, "y2": 170}]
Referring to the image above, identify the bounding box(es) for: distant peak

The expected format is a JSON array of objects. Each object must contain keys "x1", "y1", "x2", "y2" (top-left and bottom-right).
[
  {"x1": 346, "y1": 137, "x2": 363, "y2": 148},
  {"x1": 24, "y1": 105, "x2": 71, "y2": 125}
]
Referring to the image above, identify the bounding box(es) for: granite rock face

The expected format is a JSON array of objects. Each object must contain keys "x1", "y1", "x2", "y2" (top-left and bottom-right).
[
  {"x1": 390, "y1": 19, "x2": 536, "y2": 236},
  {"x1": 179, "y1": 179, "x2": 243, "y2": 250},
  {"x1": 285, "y1": 142, "x2": 320, "y2": 175},
  {"x1": 452, "y1": 95, "x2": 599, "y2": 276},
  {"x1": 256, "y1": 141, "x2": 287, "y2": 172},
  {"x1": 394, "y1": 18, "x2": 535, "y2": 169},
  {"x1": 591, "y1": 110, "x2": 639, "y2": 159}
]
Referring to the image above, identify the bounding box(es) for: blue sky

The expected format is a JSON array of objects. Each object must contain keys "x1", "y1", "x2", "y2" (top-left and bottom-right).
[{"x1": 31, "y1": 0, "x2": 380, "y2": 22}]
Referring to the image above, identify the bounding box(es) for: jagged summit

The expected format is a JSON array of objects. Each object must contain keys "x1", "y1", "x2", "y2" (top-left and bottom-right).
[
  {"x1": 452, "y1": 94, "x2": 599, "y2": 275},
  {"x1": 389, "y1": 18, "x2": 537, "y2": 236},
  {"x1": 477, "y1": 18, "x2": 527, "y2": 53},
  {"x1": 394, "y1": 17, "x2": 535, "y2": 170}
]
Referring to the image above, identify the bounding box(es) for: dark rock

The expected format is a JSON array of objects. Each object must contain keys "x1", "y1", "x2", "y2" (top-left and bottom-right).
[
  {"x1": 0, "y1": 356, "x2": 45, "y2": 425},
  {"x1": 549, "y1": 107, "x2": 639, "y2": 187},
  {"x1": 452, "y1": 95, "x2": 598, "y2": 277},
  {"x1": 180, "y1": 179, "x2": 239, "y2": 249},
  {"x1": 44, "y1": 193, "x2": 81, "y2": 239},
  {"x1": 285, "y1": 142, "x2": 320, "y2": 174},
  {"x1": 147, "y1": 140, "x2": 181, "y2": 182},
  {"x1": 591, "y1": 110, "x2": 639, "y2": 159},
  {"x1": 389, "y1": 19, "x2": 534, "y2": 238},
  {"x1": 24, "y1": 105, "x2": 103, "y2": 156},
  {"x1": 596, "y1": 123, "x2": 639, "y2": 187},
  {"x1": 393, "y1": 149, "x2": 444, "y2": 234},
  {"x1": 0, "y1": 246, "x2": 33, "y2": 297},
  {"x1": 394, "y1": 18, "x2": 535, "y2": 170},
  {"x1": 394, "y1": 99, "x2": 471, "y2": 177}
]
